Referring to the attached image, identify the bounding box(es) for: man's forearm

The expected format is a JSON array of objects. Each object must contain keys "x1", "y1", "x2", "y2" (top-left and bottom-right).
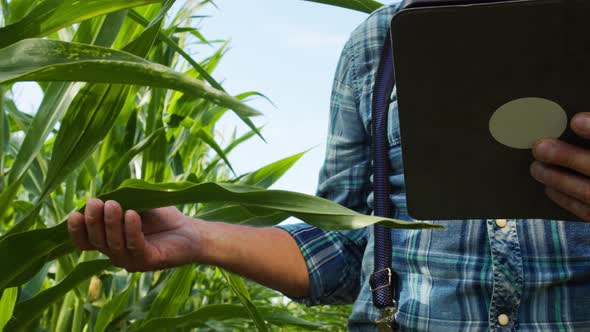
[{"x1": 192, "y1": 219, "x2": 310, "y2": 298}]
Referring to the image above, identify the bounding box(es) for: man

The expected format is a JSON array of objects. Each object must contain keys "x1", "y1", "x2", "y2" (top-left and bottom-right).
[{"x1": 68, "y1": 3, "x2": 590, "y2": 331}]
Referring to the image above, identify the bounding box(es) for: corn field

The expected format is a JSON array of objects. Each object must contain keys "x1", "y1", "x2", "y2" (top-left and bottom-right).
[{"x1": 0, "y1": 0, "x2": 436, "y2": 331}]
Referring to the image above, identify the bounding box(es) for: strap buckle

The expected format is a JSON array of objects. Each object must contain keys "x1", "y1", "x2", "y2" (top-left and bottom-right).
[
  {"x1": 370, "y1": 268, "x2": 392, "y2": 292},
  {"x1": 370, "y1": 268, "x2": 398, "y2": 331},
  {"x1": 375, "y1": 307, "x2": 397, "y2": 332}
]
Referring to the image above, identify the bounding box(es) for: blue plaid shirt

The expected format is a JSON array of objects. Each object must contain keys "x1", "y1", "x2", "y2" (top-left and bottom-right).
[{"x1": 278, "y1": 3, "x2": 590, "y2": 332}]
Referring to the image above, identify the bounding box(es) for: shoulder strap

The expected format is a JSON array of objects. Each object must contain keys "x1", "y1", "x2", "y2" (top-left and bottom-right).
[{"x1": 369, "y1": 28, "x2": 399, "y2": 331}]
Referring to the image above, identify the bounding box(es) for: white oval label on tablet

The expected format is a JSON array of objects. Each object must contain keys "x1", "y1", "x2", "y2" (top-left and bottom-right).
[{"x1": 489, "y1": 97, "x2": 568, "y2": 149}]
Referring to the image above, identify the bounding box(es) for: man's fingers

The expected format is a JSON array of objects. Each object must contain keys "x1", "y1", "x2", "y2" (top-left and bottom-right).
[
  {"x1": 67, "y1": 212, "x2": 93, "y2": 250},
  {"x1": 571, "y1": 113, "x2": 590, "y2": 140},
  {"x1": 545, "y1": 187, "x2": 590, "y2": 221},
  {"x1": 532, "y1": 139, "x2": 590, "y2": 177},
  {"x1": 84, "y1": 198, "x2": 107, "y2": 250},
  {"x1": 530, "y1": 161, "x2": 590, "y2": 204},
  {"x1": 124, "y1": 210, "x2": 146, "y2": 260},
  {"x1": 104, "y1": 200, "x2": 125, "y2": 253}
]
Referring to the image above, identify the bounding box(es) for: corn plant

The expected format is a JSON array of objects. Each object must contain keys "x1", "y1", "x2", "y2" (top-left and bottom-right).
[{"x1": 0, "y1": 0, "x2": 438, "y2": 331}]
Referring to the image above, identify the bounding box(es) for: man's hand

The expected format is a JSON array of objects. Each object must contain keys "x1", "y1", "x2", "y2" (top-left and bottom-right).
[
  {"x1": 67, "y1": 199, "x2": 201, "y2": 271},
  {"x1": 531, "y1": 112, "x2": 590, "y2": 221},
  {"x1": 67, "y1": 199, "x2": 310, "y2": 298}
]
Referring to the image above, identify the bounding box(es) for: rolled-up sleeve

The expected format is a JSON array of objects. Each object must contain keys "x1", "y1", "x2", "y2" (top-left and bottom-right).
[{"x1": 276, "y1": 34, "x2": 372, "y2": 306}]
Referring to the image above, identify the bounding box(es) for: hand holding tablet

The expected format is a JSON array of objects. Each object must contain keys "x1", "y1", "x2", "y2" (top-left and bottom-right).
[
  {"x1": 531, "y1": 113, "x2": 590, "y2": 221},
  {"x1": 391, "y1": 0, "x2": 590, "y2": 220}
]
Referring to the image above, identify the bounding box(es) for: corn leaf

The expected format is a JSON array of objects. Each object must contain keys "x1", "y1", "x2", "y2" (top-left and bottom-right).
[
  {"x1": 7, "y1": 0, "x2": 175, "y2": 235},
  {"x1": 2, "y1": 0, "x2": 42, "y2": 25},
  {"x1": 44, "y1": 0, "x2": 172, "y2": 192},
  {"x1": 7, "y1": 83, "x2": 80, "y2": 185},
  {"x1": 94, "y1": 274, "x2": 139, "y2": 332},
  {"x1": 132, "y1": 304, "x2": 321, "y2": 332},
  {"x1": 0, "y1": 226, "x2": 74, "y2": 291},
  {"x1": 302, "y1": 0, "x2": 383, "y2": 13},
  {"x1": 199, "y1": 151, "x2": 305, "y2": 216},
  {"x1": 0, "y1": 180, "x2": 439, "y2": 292},
  {"x1": 0, "y1": 39, "x2": 260, "y2": 119},
  {"x1": 7, "y1": 12, "x2": 124, "y2": 185},
  {"x1": 240, "y1": 151, "x2": 306, "y2": 188},
  {"x1": 196, "y1": 204, "x2": 288, "y2": 227},
  {"x1": 102, "y1": 128, "x2": 166, "y2": 191},
  {"x1": 0, "y1": 86, "x2": 4, "y2": 184},
  {"x1": 5, "y1": 259, "x2": 111, "y2": 331},
  {"x1": 194, "y1": 128, "x2": 235, "y2": 176},
  {"x1": 144, "y1": 266, "x2": 194, "y2": 323},
  {"x1": 221, "y1": 270, "x2": 269, "y2": 332},
  {"x1": 0, "y1": 13, "x2": 125, "y2": 221},
  {"x1": 201, "y1": 126, "x2": 262, "y2": 179},
  {"x1": 85, "y1": 180, "x2": 438, "y2": 230},
  {"x1": 127, "y1": 8, "x2": 265, "y2": 141},
  {"x1": 142, "y1": 88, "x2": 167, "y2": 183},
  {"x1": 262, "y1": 309, "x2": 323, "y2": 330},
  {"x1": 0, "y1": 287, "x2": 18, "y2": 331},
  {"x1": 128, "y1": 9, "x2": 222, "y2": 93},
  {"x1": 0, "y1": 0, "x2": 161, "y2": 48}
]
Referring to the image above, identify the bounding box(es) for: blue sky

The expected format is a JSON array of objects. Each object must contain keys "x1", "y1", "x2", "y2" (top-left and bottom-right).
[
  {"x1": 197, "y1": 1, "x2": 369, "y2": 195},
  {"x1": 12, "y1": 1, "x2": 381, "y2": 196}
]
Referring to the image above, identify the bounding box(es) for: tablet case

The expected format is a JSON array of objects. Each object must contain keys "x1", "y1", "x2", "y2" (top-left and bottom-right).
[{"x1": 391, "y1": 0, "x2": 590, "y2": 221}]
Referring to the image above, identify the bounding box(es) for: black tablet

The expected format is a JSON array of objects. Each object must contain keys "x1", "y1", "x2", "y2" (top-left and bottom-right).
[{"x1": 391, "y1": 0, "x2": 590, "y2": 221}]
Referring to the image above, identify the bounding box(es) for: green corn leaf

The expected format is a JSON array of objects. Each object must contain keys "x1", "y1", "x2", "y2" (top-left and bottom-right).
[
  {"x1": 102, "y1": 128, "x2": 166, "y2": 191},
  {"x1": 142, "y1": 88, "x2": 167, "y2": 183},
  {"x1": 196, "y1": 204, "x2": 288, "y2": 227},
  {"x1": 262, "y1": 308, "x2": 323, "y2": 330},
  {"x1": 123, "y1": 0, "x2": 176, "y2": 57},
  {"x1": 220, "y1": 270, "x2": 269, "y2": 332},
  {"x1": 128, "y1": 9, "x2": 222, "y2": 92},
  {"x1": 0, "y1": 180, "x2": 440, "y2": 292},
  {"x1": 8, "y1": 13, "x2": 124, "y2": 183},
  {"x1": 132, "y1": 304, "x2": 321, "y2": 332},
  {"x1": 224, "y1": 125, "x2": 263, "y2": 155},
  {"x1": 201, "y1": 126, "x2": 263, "y2": 180},
  {"x1": 194, "y1": 128, "x2": 235, "y2": 176},
  {"x1": 7, "y1": 82, "x2": 81, "y2": 185},
  {"x1": 42, "y1": 85, "x2": 132, "y2": 199},
  {"x1": 196, "y1": 204, "x2": 288, "y2": 225},
  {"x1": 6, "y1": 0, "x2": 175, "y2": 235},
  {"x1": 199, "y1": 151, "x2": 305, "y2": 216},
  {"x1": 0, "y1": 39, "x2": 260, "y2": 119},
  {"x1": 0, "y1": 287, "x2": 18, "y2": 331},
  {"x1": 84, "y1": 180, "x2": 438, "y2": 230},
  {"x1": 0, "y1": 86, "x2": 4, "y2": 184},
  {"x1": 5, "y1": 259, "x2": 111, "y2": 331},
  {"x1": 2, "y1": 15, "x2": 110, "y2": 183},
  {"x1": 127, "y1": 9, "x2": 265, "y2": 141},
  {"x1": 201, "y1": 40, "x2": 230, "y2": 76},
  {"x1": 44, "y1": 0, "x2": 172, "y2": 190},
  {"x1": 174, "y1": 26, "x2": 211, "y2": 44},
  {"x1": 0, "y1": 226, "x2": 74, "y2": 291},
  {"x1": 0, "y1": 179, "x2": 23, "y2": 221},
  {"x1": 240, "y1": 151, "x2": 306, "y2": 189},
  {"x1": 3, "y1": 0, "x2": 41, "y2": 24},
  {"x1": 9, "y1": 10, "x2": 124, "y2": 183},
  {"x1": 94, "y1": 274, "x2": 139, "y2": 332},
  {"x1": 144, "y1": 266, "x2": 194, "y2": 322},
  {"x1": 302, "y1": 0, "x2": 383, "y2": 13},
  {"x1": 0, "y1": 10, "x2": 137, "y2": 226},
  {"x1": 75, "y1": 13, "x2": 120, "y2": 48},
  {"x1": 20, "y1": 262, "x2": 51, "y2": 302},
  {"x1": 0, "y1": 0, "x2": 161, "y2": 48}
]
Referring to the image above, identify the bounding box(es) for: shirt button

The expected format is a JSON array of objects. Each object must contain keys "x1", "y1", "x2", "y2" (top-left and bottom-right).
[
  {"x1": 495, "y1": 219, "x2": 508, "y2": 228},
  {"x1": 498, "y1": 314, "x2": 510, "y2": 326}
]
